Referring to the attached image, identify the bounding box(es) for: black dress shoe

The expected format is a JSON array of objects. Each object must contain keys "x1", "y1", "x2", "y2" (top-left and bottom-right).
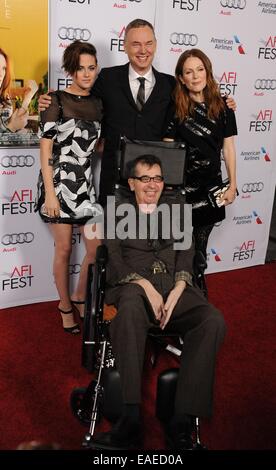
[
  {"x1": 165, "y1": 418, "x2": 194, "y2": 451},
  {"x1": 89, "y1": 416, "x2": 142, "y2": 450}
]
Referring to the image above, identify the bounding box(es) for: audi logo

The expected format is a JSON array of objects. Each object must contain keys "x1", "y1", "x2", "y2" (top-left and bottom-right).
[
  {"x1": 1, "y1": 232, "x2": 34, "y2": 245},
  {"x1": 69, "y1": 263, "x2": 81, "y2": 275},
  {"x1": 58, "y1": 27, "x2": 91, "y2": 42},
  {"x1": 170, "y1": 33, "x2": 198, "y2": 47},
  {"x1": 220, "y1": 0, "x2": 246, "y2": 9},
  {"x1": 1, "y1": 155, "x2": 35, "y2": 168},
  {"x1": 242, "y1": 182, "x2": 264, "y2": 193},
  {"x1": 254, "y1": 79, "x2": 276, "y2": 91}
]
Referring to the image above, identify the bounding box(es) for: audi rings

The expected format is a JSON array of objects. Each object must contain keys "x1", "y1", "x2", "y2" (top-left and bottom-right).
[
  {"x1": 242, "y1": 182, "x2": 264, "y2": 193},
  {"x1": 220, "y1": 0, "x2": 246, "y2": 9},
  {"x1": 170, "y1": 33, "x2": 198, "y2": 47},
  {"x1": 2, "y1": 232, "x2": 34, "y2": 246},
  {"x1": 254, "y1": 79, "x2": 276, "y2": 91},
  {"x1": 58, "y1": 26, "x2": 91, "y2": 42},
  {"x1": 69, "y1": 264, "x2": 81, "y2": 275},
  {"x1": 1, "y1": 155, "x2": 35, "y2": 168}
]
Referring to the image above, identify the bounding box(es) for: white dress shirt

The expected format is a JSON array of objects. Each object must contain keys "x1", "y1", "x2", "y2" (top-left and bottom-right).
[{"x1": 128, "y1": 64, "x2": 156, "y2": 104}]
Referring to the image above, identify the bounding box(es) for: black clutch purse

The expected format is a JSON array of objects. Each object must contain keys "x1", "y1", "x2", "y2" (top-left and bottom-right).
[
  {"x1": 119, "y1": 137, "x2": 186, "y2": 187},
  {"x1": 207, "y1": 179, "x2": 239, "y2": 208}
]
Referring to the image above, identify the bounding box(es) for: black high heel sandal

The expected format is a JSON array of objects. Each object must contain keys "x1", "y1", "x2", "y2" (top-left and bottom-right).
[
  {"x1": 71, "y1": 300, "x2": 85, "y2": 321},
  {"x1": 58, "y1": 307, "x2": 80, "y2": 335}
]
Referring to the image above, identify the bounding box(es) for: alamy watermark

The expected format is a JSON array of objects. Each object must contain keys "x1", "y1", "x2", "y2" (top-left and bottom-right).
[{"x1": 83, "y1": 197, "x2": 193, "y2": 251}]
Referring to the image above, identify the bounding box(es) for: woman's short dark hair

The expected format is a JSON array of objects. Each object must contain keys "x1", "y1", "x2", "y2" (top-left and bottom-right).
[{"x1": 62, "y1": 40, "x2": 97, "y2": 75}]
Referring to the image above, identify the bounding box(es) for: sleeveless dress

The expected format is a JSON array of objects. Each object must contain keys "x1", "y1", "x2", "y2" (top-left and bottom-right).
[{"x1": 35, "y1": 90, "x2": 103, "y2": 224}]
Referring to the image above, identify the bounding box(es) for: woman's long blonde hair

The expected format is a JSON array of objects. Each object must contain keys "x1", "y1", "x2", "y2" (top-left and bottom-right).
[
  {"x1": 0, "y1": 48, "x2": 11, "y2": 104},
  {"x1": 174, "y1": 48, "x2": 225, "y2": 122}
]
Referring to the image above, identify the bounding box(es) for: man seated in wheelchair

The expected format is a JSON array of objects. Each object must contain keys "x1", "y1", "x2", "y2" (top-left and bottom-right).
[{"x1": 91, "y1": 154, "x2": 226, "y2": 450}]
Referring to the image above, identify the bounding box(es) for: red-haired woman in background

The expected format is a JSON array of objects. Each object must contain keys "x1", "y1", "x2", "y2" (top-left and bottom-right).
[{"x1": 0, "y1": 48, "x2": 28, "y2": 133}]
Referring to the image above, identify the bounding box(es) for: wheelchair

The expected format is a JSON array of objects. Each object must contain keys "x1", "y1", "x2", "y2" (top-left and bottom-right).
[{"x1": 70, "y1": 139, "x2": 207, "y2": 450}]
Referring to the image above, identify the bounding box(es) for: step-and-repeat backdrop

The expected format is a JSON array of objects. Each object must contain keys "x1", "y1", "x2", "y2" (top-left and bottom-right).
[{"x1": 1, "y1": 0, "x2": 275, "y2": 308}]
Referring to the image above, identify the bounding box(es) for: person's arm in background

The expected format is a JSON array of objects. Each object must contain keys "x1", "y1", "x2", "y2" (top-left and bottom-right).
[
  {"x1": 225, "y1": 96, "x2": 236, "y2": 111},
  {"x1": 221, "y1": 135, "x2": 237, "y2": 206},
  {"x1": 38, "y1": 92, "x2": 53, "y2": 113},
  {"x1": 1, "y1": 107, "x2": 28, "y2": 132}
]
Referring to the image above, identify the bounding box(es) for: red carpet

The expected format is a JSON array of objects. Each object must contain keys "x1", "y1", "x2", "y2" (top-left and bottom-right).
[{"x1": 0, "y1": 262, "x2": 275, "y2": 451}]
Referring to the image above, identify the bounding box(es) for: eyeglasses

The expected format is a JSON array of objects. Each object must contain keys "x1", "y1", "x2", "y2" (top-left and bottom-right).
[{"x1": 132, "y1": 175, "x2": 164, "y2": 183}]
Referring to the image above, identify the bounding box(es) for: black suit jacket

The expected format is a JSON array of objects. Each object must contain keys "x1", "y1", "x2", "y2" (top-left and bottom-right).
[{"x1": 92, "y1": 63, "x2": 175, "y2": 203}]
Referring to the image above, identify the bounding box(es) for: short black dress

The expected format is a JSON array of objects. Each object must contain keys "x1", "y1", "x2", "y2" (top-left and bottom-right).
[
  {"x1": 165, "y1": 100, "x2": 237, "y2": 227},
  {"x1": 35, "y1": 91, "x2": 103, "y2": 224}
]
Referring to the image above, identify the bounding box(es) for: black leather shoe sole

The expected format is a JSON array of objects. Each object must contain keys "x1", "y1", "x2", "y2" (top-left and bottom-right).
[
  {"x1": 88, "y1": 434, "x2": 142, "y2": 451},
  {"x1": 166, "y1": 432, "x2": 194, "y2": 451}
]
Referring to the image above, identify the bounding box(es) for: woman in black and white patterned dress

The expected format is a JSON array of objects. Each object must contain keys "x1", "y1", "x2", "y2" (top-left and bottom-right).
[{"x1": 36, "y1": 41, "x2": 103, "y2": 334}]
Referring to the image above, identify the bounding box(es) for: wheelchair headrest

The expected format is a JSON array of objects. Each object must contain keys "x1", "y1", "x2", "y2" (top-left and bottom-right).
[{"x1": 119, "y1": 137, "x2": 186, "y2": 188}]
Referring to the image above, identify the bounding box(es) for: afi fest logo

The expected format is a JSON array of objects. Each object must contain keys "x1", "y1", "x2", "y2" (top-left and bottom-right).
[
  {"x1": 258, "y1": 36, "x2": 276, "y2": 59},
  {"x1": 1, "y1": 189, "x2": 35, "y2": 216},
  {"x1": 220, "y1": 0, "x2": 246, "y2": 16},
  {"x1": 249, "y1": 109, "x2": 273, "y2": 132},
  {"x1": 57, "y1": 74, "x2": 73, "y2": 90},
  {"x1": 72, "y1": 225, "x2": 82, "y2": 245},
  {"x1": 64, "y1": 0, "x2": 92, "y2": 5},
  {"x1": 232, "y1": 240, "x2": 255, "y2": 262},
  {"x1": 217, "y1": 71, "x2": 238, "y2": 95},
  {"x1": 172, "y1": 0, "x2": 202, "y2": 11},
  {"x1": 110, "y1": 26, "x2": 126, "y2": 52},
  {"x1": 2, "y1": 265, "x2": 34, "y2": 291}
]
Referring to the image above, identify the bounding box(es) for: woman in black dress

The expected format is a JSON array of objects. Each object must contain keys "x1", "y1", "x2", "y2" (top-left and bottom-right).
[
  {"x1": 36, "y1": 41, "x2": 103, "y2": 334},
  {"x1": 165, "y1": 49, "x2": 237, "y2": 291}
]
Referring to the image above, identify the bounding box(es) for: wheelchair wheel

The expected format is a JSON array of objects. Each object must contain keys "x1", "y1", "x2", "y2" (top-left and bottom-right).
[{"x1": 70, "y1": 383, "x2": 101, "y2": 427}]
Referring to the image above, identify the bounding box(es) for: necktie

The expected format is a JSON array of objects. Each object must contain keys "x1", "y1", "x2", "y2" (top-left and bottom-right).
[{"x1": 136, "y1": 77, "x2": 146, "y2": 111}]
